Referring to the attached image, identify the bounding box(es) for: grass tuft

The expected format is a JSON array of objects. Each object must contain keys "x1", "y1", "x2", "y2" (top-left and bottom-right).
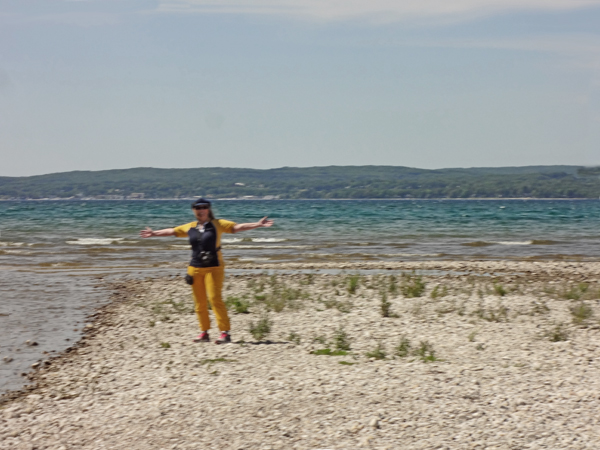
[
  {"x1": 545, "y1": 323, "x2": 569, "y2": 342},
  {"x1": 249, "y1": 313, "x2": 271, "y2": 340},
  {"x1": 388, "y1": 275, "x2": 398, "y2": 295},
  {"x1": 380, "y1": 291, "x2": 398, "y2": 318},
  {"x1": 332, "y1": 325, "x2": 352, "y2": 351},
  {"x1": 287, "y1": 332, "x2": 301, "y2": 345},
  {"x1": 530, "y1": 301, "x2": 550, "y2": 315},
  {"x1": 473, "y1": 303, "x2": 509, "y2": 322},
  {"x1": 226, "y1": 296, "x2": 250, "y2": 314},
  {"x1": 313, "y1": 335, "x2": 327, "y2": 345},
  {"x1": 430, "y1": 284, "x2": 449, "y2": 299},
  {"x1": 401, "y1": 273, "x2": 427, "y2": 298},
  {"x1": 365, "y1": 342, "x2": 387, "y2": 360},
  {"x1": 413, "y1": 340, "x2": 438, "y2": 362},
  {"x1": 570, "y1": 302, "x2": 593, "y2": 326},
  {"x1": 311, "y1": 348, "x2": 349, "y2": 356},
  {"x1": 160, "y1": 342, "x2": 171, "y2": 349},
  {"x1": 395, "y1": 336, "x2": 411, "y2": 358},
  {"x1": 493, "y1": 284, "x2": 507, "y2": 297},
  {"x1": 347, "y1": 274, "x2": 360, "y2": 295}
]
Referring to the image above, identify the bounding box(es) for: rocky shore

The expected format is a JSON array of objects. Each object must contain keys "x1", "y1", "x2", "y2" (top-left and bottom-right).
[{"x1": 2, "y1": 260, "x2": 600, "y2": 450}]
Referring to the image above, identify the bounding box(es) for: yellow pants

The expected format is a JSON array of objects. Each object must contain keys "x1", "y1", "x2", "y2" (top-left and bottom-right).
[{"x1": 187, "y1": 265, "x2": 231, "y2": 332}]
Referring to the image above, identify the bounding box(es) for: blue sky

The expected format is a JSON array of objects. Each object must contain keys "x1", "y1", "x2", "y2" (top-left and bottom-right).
[{"x1": 1, "y1": 0, "x2": 600, "y2": 176}]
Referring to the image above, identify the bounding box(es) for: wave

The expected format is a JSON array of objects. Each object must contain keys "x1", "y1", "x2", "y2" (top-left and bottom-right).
[
  {"x1": 0, "y1": 249, "x2": 32, "y2": 255},
  {"x1": 222, "y1": 238, "x2": 244, "y2": 243},
  {"x1": 252, "y1": 238, "x2": 287, "y2": 243},
  {"x1": 462, "y1": 240, "x2": 553, "y2": 247},
  {"x1": 224, "y1": 244, "x2": 314, "y2": 250},
  {"x1": 66, "y1": 238, "x2": 125, "y2": 245},
  {"x1": 236, "y1": 257, "x2": 271, "y2": 261},
  {"x1": 221, "y1": 237, "x2": 287, "y2": 243},
  {"x1": 494, "y1": 241, "x2": 533, "y2": 246},
  {"x1": 0, "y1": 242, "x2": 27, "y2": 247}
]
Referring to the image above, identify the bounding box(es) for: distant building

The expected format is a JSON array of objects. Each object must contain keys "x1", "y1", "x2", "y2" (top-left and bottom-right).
[
  {"x1": 128, "y1": 193, "x2": 145, "y2": 199},
  {"x1": 234, "y1": 182, "x2": 245, "y2": 186},
  {"x1": 94, "y1": 195, "x2": 125, "y2": 200}
]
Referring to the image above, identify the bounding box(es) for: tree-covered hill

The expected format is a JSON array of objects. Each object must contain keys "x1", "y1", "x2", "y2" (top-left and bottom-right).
[{"x1": 0, "y1": 165, "x2": 598, "y2": 199}]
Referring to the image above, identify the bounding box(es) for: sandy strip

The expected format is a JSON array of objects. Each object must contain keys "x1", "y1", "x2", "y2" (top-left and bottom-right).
[{"x1": 1, "y1": 261, "x2": 600, "y2": 450}]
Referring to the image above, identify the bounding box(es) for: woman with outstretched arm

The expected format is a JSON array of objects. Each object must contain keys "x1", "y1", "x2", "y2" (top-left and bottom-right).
[{"x1": 140, "y1": 198, "x2": 274, "y2": 344}]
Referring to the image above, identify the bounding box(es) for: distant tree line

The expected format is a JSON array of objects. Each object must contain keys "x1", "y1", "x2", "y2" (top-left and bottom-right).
[{"x1": 0, "y1": 165, "x2": 599, "y2": 199}]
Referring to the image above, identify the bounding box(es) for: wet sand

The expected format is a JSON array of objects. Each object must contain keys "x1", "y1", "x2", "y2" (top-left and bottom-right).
[{"x1": 1, "y1": 260, "x2": 600, "y2": 450}]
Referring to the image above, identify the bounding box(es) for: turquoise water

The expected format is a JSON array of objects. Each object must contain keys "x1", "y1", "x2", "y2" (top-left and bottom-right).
[
  {"x1": 1, "y1": 199, "x2": 600, "y2": 268},
  {"x1": 1, "y1": 199, "x2": 599, "y2": 393}
]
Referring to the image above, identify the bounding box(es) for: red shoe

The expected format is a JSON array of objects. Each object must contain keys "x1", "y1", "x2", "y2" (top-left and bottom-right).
[
  {"x1": 193, "y1": 331, "x2": 210, "y2": 343},
  {"x1": 215, "y1": 331, "x2": 231, "y2": 344}
]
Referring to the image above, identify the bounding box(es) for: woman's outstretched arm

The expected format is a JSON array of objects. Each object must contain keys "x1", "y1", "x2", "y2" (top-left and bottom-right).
[
  {"x1": 140, "y1": 227, "x2": 176, "y2": 238},
  {"x1": 232, "y1": 216, "x2": 274, "y2": 234}
]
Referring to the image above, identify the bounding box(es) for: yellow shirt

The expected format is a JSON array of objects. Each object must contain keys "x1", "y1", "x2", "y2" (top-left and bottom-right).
[{"x1": 173, "y1": 219, "x2": 236, "y2": 266}]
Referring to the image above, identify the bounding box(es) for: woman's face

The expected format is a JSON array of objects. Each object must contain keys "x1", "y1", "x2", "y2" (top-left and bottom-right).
[{"x1": 193, "y1": 206, "x2": 210, "y2": 222}]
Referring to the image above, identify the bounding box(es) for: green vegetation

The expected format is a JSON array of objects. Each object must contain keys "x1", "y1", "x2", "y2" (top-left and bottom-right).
[
  {"x1": 332, "y1": 326, "x2": 352, "y2": 351},
  {"x1": 395, "y1": 336, "x2": 411, "y2": 358},
  {"x1": 311, "y1": 348, "x2": 349, "y2": 356},
  {"x1": 249, "y1": 313, "x2": 272, "y2": 340},
  {"x1": 561, "y1": 284, "x2": 589, "y2": 301},
  {"x1": 313, "y1": 335, "x2": 327, "y2": 345},
  {"x1": 430, "y1": 284, "x2": 449, "y2": 299},
  {"x1": 473, "y1": 303, "x2": 509, "y2": 322},
  {"x1": 160, "y1": 342, "x2": 171, "y2": 348},
  {"x1": 545, "y1": 323, "x2": 569, "y2": 342},
  {"x1": 380, "y1": 291, "x2": 398, "y2": 318},
  {"x1": 287, "y1": 332, "x2": 301, "y2": 345},
  {"x1": 414, "y1": 341, "x2": 439, "y2": 362},
  {"x1": 311, "y1": 326, "x2": 352, "y2": 356},
  {"x1": 493, "y1": 284, "x2": 507, "y2": 297},
  {"x1": 570, "y1": 302, "x2": 594, "y2": 326},
  {"x1": 346, "y1": 274, "x2": 360, "y2": 295},
  {"x1": 2, "y1": 165, "x2": 598, "y2": 199},
  {"x1": 225, "y1": 296, "x2": 250, "y2": 314},
  {"x1": 401, "y1": 273, "x2": 427, "y2": 298},
  {"x1": 365, "y1": 343, "x2": 387, "y2": 360}
]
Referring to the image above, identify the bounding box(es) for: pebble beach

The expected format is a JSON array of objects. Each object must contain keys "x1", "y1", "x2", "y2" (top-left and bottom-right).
[{"x1": 2, "y1": 260, "x2": 600, "y2": 450}]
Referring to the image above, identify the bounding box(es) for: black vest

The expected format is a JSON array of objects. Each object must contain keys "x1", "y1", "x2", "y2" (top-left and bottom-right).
[{"x1": 188, "y1": 221, "x2": 220, "y2": 268}]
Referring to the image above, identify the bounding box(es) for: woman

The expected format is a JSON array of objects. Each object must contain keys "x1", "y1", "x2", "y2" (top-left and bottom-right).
[{"x1": 140, "y1": 198, "x2": 274, "y2": 344}]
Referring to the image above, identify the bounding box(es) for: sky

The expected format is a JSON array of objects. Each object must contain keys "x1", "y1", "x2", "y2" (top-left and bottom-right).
[{"x1": 1, "y1": 0, "x2": 600, "y2": 176}]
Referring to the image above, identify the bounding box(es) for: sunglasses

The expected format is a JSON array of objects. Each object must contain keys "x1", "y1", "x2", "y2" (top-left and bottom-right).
[{"x1": 193, "y1": 205, "x2": 210, "y2": 210}]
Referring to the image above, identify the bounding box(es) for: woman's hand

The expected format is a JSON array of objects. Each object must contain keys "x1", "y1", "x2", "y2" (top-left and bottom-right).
[
  {"x1": 140, "y1": 227, "x2": 175, "y2": 238},
  {"x1": 258, "y1": 216, "x2": 274, "y2": 228},
  {"x1": 140, "y1": 227, "x2": 154, "y2": 238},
  {"x1": 232, "y1": 217, "x2": 275, "y2": 233}
]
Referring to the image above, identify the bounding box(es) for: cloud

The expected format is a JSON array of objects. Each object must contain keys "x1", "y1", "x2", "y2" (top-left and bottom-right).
[
  {"x1": 155, "y1": 0, "x2": 600, "y2": 22},
  {"x1": 383, "y1": 33, "x2": 600, "y2": 56}
]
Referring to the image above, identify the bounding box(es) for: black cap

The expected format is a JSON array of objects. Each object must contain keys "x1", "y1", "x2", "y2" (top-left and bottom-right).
[{"x1": 191, "y1": 198, "x2": 211, "y2": 208}]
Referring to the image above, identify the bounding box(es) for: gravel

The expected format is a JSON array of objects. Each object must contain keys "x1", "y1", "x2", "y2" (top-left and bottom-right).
[{"x1": 1, "y1": 260, "x2": 600, "y2": 450}]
